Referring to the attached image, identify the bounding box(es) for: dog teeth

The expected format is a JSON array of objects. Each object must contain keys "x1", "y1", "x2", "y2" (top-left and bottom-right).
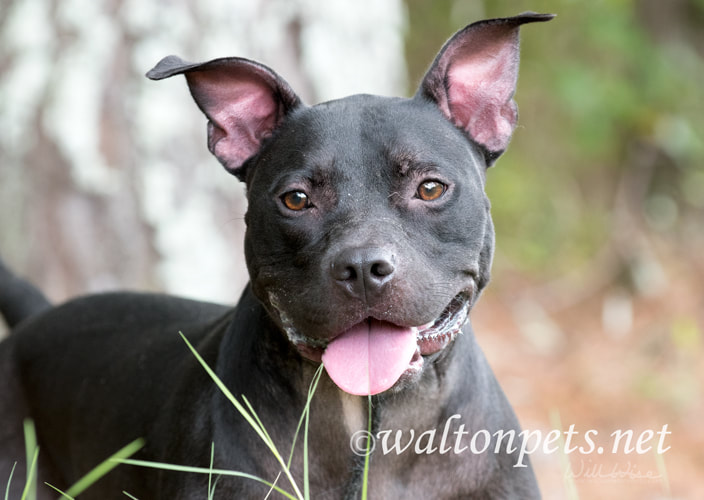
[
  {"x1": 417, "y1": 299, "x2": 469, "y2": 342},
  {"x1": 270, "y1": 291, "x2": 470, "y2": 351}
]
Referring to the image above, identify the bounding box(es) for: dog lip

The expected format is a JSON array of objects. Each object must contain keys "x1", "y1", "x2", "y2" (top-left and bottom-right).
[
  {"x1": 293, "y1": 341, "x2": 325, "y2": 363},
  {"x1": 285, "y1": 291, "x2": 471, "y2": 363},
  {"x1": 415, "y1": 292, "x2": 470, "y2": 355}
]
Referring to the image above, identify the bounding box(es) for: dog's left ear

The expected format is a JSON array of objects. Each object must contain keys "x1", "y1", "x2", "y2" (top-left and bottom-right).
[
  {"x1": 417, "y1": 12, "x2": 554, "y2": 165},
  {"x1": 147, "y1": 56, "x2": 302, "y2": 181}
]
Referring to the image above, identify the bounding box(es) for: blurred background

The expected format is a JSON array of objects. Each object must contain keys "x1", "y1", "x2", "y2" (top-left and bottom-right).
[{"x1": 0, "y1": 0, "x2": 702, "y2": 498}]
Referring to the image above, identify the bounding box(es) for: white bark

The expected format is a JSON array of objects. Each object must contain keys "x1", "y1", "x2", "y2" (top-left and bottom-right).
[{"x1": 0, "y1": 0, "x2": 406, "y2": 306}]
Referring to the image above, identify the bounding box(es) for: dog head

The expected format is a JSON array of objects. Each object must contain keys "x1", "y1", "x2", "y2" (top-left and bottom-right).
[{"x1": 148, "y1": 13, "x2": 553, "y2": 396}]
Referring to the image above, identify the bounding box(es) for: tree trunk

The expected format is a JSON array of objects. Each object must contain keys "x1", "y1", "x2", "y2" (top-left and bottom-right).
[{"x1": 0, "y1": 0, "x2": 406, "y2": 323}]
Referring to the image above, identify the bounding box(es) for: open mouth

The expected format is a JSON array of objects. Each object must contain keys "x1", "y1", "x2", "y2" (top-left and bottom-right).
[
  {"x1": 276, "y1": 292, "x2": 471, "y2": 396},
  {"x1": 415, "y1": 292, "x2": 470, "y2": 355}
]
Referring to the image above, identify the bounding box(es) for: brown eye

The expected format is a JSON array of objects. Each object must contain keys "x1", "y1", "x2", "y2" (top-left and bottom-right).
[
  {"x1": 281, "y1": 191, "x2": 310, "y2": 211},
  {"x1": 417, "y1": 180, "x2": 446, "y2": 201}
]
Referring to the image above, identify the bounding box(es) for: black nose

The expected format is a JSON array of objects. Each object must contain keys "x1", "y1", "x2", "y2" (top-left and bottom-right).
[{"x1": 331, "y1": 247, "x2": 395, "y2": 300}]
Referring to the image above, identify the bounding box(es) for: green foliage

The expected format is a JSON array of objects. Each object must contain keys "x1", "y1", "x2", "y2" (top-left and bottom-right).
[
  {"x1": 61, "y1": 439, "x2": 145, "y2": 499},
  {"x1": 4, "y1": 425, "x2": 143, "y2": 500},
  {"x1": 21, "y1": 420, "x2": 38, "y2": 500},
  {"x1": 404, "y1": 0, "x2": 704, "y2": 275},
  {"x1": 177, "y1": 332, "x2": 306, "y2": 499}
]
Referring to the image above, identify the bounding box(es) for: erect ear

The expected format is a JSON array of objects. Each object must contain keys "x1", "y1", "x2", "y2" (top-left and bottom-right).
[
  {"x1": 147, "y1": 56, "x2": 303, "y2": 180},
  {"x1": 417, "y1": 12, "x2": 554, "y2": 165}
]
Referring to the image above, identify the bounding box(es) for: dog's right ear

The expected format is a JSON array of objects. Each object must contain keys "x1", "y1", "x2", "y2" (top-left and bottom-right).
[{"x1": 147, "y1": 56, "x2": 303, "y2": 181}]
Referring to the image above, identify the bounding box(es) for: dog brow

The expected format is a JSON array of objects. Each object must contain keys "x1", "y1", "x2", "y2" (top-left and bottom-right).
[{"x1": 390, "y1": 151, "x2": 439, "y2": 178}]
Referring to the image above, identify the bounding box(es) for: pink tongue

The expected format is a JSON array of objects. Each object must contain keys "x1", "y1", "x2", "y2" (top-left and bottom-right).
[{"x1": 322, "y1": 319, "x2": 417, "y2": 396}]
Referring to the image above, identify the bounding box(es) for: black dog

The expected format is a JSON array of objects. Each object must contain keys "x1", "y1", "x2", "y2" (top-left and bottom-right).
[{"x1": 0, "y1": 13, "x2": 552, "y2": 499}]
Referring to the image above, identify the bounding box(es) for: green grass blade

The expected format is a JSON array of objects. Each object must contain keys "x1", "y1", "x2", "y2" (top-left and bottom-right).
[
  {"x1": 287, "y1": 363, "x2": 324, "y2": 468},
  {"x1": 22, "y1": 419, "x2": 37, "y2": 500},
  {"x1": 264, "y1": 472, "x2": 281, "y2": 499},
  {"x1": 208, "y1": 442, "x2": 215, "y2": 499},
  {"x1": 550, "y1": 409, "x2": 579, "y2": 500},
  {"x1": 179, "y1": 332, "x2": 303, "y2": 500},
  {"x1": 303, "y1": 364, "x2": 324, "y2": 500},
  {"x1": 241, "y1": 396, "x2": 275, "y2": 447},
  {"x1": 206, "y1": 443, "x2": 222, "y2": 500},
  {"x1": 180, "y1": 332, "x2": 266, "y2": 437},
  {"x1": 116, "y1": 459, "x2": 298, "y2": 500},
  {"x1": 122, "y1": 492, "x2": 139, "y2": 499},
  {"x1": 238, "y1": 397, "x2": 300, "y2": 499},
  {"x1": 361, "y1": 395, "x2": 372, "y2": 500},
  {"x1": 63, "y1": 438, "x2": 144, "y2": 498},
  {"x1": 208, "y1": 476, "x2": 221, "y2": 500},
  {"x1": 179, "y1": 333, "x2": 263, "y2": 435},
  {"x1": 4, "y1": 462, "x2": 17, "y2": 500},
  {"x1": 43, "y1": 482, "x2": 74, "y2": 499},
  {"x1": 303, "y1": 393, "x2": 309, "y2": 500},
  {"x1": 19, "y1": 447, "x2": 38, "y2": 500},
  {"x1": 306, "y1": 365, "x2": 324, "y2": 400}
]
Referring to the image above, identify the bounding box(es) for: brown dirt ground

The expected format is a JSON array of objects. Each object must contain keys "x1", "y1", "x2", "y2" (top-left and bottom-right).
[{"x1": 474, "y1": 241, "x2": 704, "y2": 499}]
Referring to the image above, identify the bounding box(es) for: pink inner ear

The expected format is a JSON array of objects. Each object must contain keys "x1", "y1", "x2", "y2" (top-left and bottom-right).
[
  {"x1": 210, "y1": 84, "x2": 279, "y2": 169},
  {"x1": 188, "y1": 71, "x2": 280, "y2": 172},
  {"x1": 444, "y1": 34, "x2": 520, "y2": 153}
]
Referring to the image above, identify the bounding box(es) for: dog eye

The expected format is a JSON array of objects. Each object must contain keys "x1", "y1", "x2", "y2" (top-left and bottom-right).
[
  {"x1": 281, "y1": 190, "x2": 311, "y2": 211},
  {"x1": 416, "y1": 180, "x2": 446, "y2": 201}
]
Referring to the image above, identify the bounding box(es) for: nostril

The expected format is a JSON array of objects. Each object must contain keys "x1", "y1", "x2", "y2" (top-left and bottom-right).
[
  {"x1": 340, "y1": 266, "x2": 357, "y2": 282},
  {"x1": 370, "y1": 260, "x2": 394, "y2": 278},
  {"x1": 331, "y1": 258, "x2": 359, "y2": 282}
]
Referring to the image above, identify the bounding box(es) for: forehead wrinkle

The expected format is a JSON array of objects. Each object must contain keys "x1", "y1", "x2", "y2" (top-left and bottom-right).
[
  {"x1": 310, "y1": 161, "x2": 347, "y2": 188},
  {"x1": 386, "y1": 145, "x2": 440, "y2": 178}
]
